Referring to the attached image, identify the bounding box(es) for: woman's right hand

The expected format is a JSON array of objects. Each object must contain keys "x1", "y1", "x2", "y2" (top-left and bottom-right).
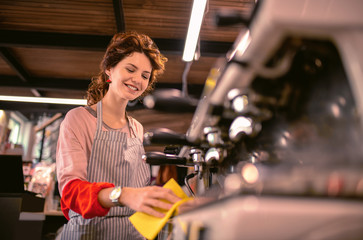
[{"x1": 120, "y1": 186, "x2": 181, "y2": 218}]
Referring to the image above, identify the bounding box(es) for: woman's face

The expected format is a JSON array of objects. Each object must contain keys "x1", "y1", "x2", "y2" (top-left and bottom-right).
[{"x1": 106, "y1": 52, "x2": 152, "y2": 102}]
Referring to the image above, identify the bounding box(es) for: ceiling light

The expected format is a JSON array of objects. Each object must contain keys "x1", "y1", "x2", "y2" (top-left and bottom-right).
[
  {"x1": 0, "y1": 95, "x2": 87, "y2": 105},
  {"x1": 182, "y1": 0, "x2": 208, "y2": 62}
]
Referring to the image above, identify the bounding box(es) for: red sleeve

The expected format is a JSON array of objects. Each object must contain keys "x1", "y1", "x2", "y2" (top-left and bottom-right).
[{"x1": 60, "y1": 179, "x2": 115, "y2": 220}]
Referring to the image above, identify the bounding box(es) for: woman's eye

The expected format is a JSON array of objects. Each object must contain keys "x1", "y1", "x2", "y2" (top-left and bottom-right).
[
  {"x1": 126, "y1": 68, "x2": 134, "y2": 73},
  {"x1": 142, "y1": 75, "x2": 149, "y2": 80}
]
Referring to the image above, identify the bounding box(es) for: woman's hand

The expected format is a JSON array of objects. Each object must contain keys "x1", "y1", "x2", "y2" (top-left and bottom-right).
[{"x1": 120, "y1": 186, "x2": 181, "y2": 218}]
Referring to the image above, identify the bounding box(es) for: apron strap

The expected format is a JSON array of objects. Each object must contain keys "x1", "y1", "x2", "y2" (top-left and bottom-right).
[
  {"x1": 126, "y1": 113, "x2": 137, "y2": 138},
  {"x1": 96, "y1": 101, "x2": 103, "y2": 132}
]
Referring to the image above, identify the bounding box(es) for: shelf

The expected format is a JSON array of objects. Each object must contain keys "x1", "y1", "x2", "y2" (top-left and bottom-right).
[
  {"x1": 45, "y1": 210, "x2": 63, "y2": 217},
  {"x1": 34, "y1": 113, "x2": 62, "y2": 133}
]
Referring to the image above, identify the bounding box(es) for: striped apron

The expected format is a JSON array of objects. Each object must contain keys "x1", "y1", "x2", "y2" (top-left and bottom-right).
[{"x1": 60, "y1": 101, "x2": 150, "y2": 240}]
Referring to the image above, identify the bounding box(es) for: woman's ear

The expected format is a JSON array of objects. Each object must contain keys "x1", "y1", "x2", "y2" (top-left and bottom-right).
[{"x1": 105, "y1": 68, "x2": 111, "y2": 77}]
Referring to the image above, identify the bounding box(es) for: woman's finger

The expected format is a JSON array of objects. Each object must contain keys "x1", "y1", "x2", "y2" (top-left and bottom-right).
[
  {"x1": 144, "y1": 198, "x2": 173, "y2": 210},
  {"x1": 140, "y1": 205, "x2": 166, "y2": 218},
  {"x1": 147, "y1": 187, "x2": 181, "y2": 203}
]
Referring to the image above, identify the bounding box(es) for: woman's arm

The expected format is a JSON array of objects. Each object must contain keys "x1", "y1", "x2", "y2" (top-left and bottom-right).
[
  {"x1": 62, "y1": 179, "x2": 180, "y2": 220},
  {"x1": 56, "y1": 108, "x2": 90, "y2": 194},
  {"x1": 57, "y1": 108, "x2": 109, "y2": 219},
  {"x1": 61, "y1": 179, "x2": 114, "y2": 220},
  {"x1": 98, "y1": 185, "x2": 181, "y2": 218}
]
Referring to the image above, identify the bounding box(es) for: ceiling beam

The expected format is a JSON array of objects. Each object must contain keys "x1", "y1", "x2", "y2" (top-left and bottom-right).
[
  {"x1": 0, "y1": 47, "x2": 43, "y2": 97},
  {"x1": 0, "y1": 30, "x2": 232, "y2": 56},
  {"x1": 113, "y1": 0, "x2": 126, "y2": 33},
  {"x1": 0, "y1": 30, "x2": 111, "y2": 51},
  {"x1": 0, "y1": 47, "x2": 30, "y2": 83}
]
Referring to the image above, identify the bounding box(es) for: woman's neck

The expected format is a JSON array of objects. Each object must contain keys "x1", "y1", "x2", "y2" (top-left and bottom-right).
[{"x1": 100, "y1": 95, "x2": 128, "y2": 129}]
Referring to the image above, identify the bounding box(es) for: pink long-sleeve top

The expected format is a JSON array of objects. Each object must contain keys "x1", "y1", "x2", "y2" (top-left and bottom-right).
[{"x1": 56, "y1": 106, "x2": 144, "y2": 220}]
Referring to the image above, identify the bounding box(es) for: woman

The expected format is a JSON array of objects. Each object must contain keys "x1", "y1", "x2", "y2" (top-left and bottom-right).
[{"x1": 56, "y1": 31, "x2": 181, "y2": 239}]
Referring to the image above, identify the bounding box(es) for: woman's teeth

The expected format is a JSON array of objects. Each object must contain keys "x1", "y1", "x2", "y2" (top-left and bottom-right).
[{"x1": 126, "y1": 84, "x2": 138, "y2": 91}]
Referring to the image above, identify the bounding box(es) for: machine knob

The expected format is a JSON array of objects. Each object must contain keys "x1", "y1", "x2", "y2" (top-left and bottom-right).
[
  {"x1": 227, "y1": 88, "x2": 249, "y2": 113},
  {"x1": 190, "y1": 148, "x2": 203, "y2": 163},
  {"x1": 205, "y1": 147, "x2": 222, "y2": 164},
  {"x1": 229, "y1": 116, "x2": 261, "y2": 141},
  {"x1": 203, "y1": 126, "x2": 223, "y2": 146}
]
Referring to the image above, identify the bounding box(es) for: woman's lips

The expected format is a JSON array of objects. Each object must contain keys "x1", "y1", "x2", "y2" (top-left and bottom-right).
[{"x1": 125, "y1": 83, "x2": 138, "y2": 91}]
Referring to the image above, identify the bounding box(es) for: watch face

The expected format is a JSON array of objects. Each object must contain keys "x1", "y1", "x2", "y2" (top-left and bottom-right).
[{"x1": 110, "y1": 186, "x2": 122, "y2": 200}]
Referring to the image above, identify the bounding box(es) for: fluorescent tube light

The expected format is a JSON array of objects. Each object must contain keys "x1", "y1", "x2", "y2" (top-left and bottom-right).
[
  {"x1": 0, "y1": 95, "x2": 87, "y2": 105},
  {"x1": 182, "y1": 0, "x2": 208, "y2": 62}
]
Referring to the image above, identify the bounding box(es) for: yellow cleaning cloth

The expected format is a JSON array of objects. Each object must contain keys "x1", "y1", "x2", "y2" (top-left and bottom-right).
[{"x1": 129, "y1": 178, "x2": 192, "y2": 240}]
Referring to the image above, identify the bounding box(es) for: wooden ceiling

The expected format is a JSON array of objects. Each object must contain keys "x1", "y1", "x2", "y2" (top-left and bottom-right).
[{"x1": 0, "y1": 0, "x2": 254, "y2": 124}]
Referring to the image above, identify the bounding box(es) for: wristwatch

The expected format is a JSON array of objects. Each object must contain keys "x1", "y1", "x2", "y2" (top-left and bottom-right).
[{"x1": 109, "y1": 186, "x2": 122, "y2": 206}]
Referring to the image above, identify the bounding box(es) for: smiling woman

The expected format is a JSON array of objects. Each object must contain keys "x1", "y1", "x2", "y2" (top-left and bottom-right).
[{"x1": 55, "y1": 31, "x2": 181, "y2": 240}]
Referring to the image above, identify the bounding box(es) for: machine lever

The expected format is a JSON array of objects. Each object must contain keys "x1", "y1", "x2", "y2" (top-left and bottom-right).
[
  {"x1": 144, "y1": 128, "x2": 195, "y2": 146},
  {"x1": 142, "y1": 151, "x2": 188, "y2": 165}
]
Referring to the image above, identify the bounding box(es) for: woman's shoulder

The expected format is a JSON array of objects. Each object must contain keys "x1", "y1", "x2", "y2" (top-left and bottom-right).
[
  {"x1": 65, "y1": 106, "x2": 86, "y2": 117},
  {"x1": 63, "y1": 106, "x2": 94, "y2": 125}
]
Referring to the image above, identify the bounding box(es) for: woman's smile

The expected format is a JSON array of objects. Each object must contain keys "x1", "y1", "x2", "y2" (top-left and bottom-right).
[{"x1": 124, "y1": 83, "x2": 139, "y2": 91}]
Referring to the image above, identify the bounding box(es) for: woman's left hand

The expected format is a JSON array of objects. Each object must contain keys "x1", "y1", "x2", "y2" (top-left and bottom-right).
[{"x1": 120, "y1": 186, "x2": 181, "y2": 218}]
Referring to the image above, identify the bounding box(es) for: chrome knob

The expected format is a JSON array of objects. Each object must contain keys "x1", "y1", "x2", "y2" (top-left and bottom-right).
[
  {"x1": 205, "y1": 147, "x2": 222, "y2": 164},
  {"x1": 203, "y1": 126, "x2": 223, "y2": 146},
  {"x1": 229, "y1": 116, "x2": 261, "y2": 141},
  {"x1": 227, "y1": 88, "x2": 249, "y2": 113},
  {"x1": 190, "y1": 148, "x2": 203, "y2": 163}
]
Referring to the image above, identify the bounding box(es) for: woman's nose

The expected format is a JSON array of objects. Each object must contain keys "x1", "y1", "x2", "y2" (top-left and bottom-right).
[{"x1": 132, "y1": 73, "x2": 144, "y2": 82}]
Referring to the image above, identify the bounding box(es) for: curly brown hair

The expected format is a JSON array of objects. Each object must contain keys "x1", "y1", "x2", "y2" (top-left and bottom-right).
[{"x1": 86, "y1": 31, "x2": 167, "y2": 106}]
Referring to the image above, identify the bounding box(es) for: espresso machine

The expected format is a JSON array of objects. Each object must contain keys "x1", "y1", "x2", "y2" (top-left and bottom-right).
[{"x1": 143, "y1": 0, "x2": 363, "y2": 239}]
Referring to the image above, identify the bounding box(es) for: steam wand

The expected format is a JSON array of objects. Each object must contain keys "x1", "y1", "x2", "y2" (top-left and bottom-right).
[{"x1": 184, "y1": 172, "x2": 197, "y2": 197}]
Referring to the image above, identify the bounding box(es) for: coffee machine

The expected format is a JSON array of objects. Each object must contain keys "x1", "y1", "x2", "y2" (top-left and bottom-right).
[{"x1": 144, "y1": 0, "x2": 363, "y2": 239}]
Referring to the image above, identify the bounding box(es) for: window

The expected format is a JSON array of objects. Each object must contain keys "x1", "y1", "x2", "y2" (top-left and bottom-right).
[{"x1": 8, "y1": 118, "x2": 20, "y2": 144}]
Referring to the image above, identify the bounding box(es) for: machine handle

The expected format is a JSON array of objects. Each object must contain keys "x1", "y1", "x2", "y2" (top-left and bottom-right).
[
  {"x1": 143, "y1": 88, "x2": 198, "y2": 113},
  {"x1": 142, "y1": 151, "x2": 188, "y2": 165},
  {"x1": 144, "y1": 128, "x2": 194, "y2": 146}
]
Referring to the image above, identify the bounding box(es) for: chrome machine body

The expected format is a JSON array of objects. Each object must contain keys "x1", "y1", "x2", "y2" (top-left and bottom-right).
[{"x1": 145, "y1": 0, "x2": 363, "y2": 239}]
